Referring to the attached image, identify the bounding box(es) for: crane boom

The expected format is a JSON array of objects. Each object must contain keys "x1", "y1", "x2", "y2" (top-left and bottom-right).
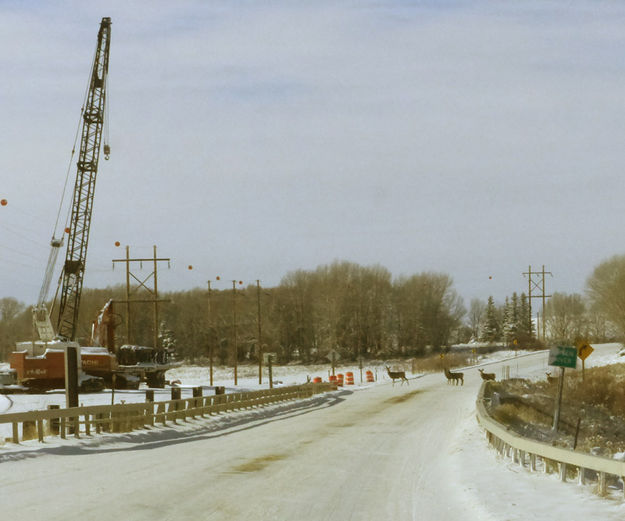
[{"x1": 56, "y1": 17, "x2": 111, "y2": 341}]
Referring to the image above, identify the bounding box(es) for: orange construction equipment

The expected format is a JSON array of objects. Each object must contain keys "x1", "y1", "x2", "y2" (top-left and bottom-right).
[
  {"x1": 337, "y1": 373, "x2": 344, "y2": 386},
  {"x1": 313, "y1": 376, "x2": 322, "y2": 383},
  {"x1": 366, "y1": 370, "x2": 374, "y2": 383},
  {"x1": 345, "y1": 371, "x2": 354, "y2": 385}
]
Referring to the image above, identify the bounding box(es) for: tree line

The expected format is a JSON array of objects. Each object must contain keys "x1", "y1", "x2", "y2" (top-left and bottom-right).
[
  {"x1": 467, "y1": 256, "x2": 622, "y2": 347},
  {"x1": 2, "y1": 255, "x2": 625, "y2": 363},
  {"x1": 0, "y1": 261, "x2": 465, "y2": 363}
]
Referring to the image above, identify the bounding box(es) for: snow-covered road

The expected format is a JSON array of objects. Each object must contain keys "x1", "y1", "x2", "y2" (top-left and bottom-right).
[{"x1": 1, "y1": 347, "x2": 624, "y2": 520}]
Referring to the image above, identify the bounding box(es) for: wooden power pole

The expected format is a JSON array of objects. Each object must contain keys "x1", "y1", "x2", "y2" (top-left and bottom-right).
[
  {"x1": 112, "y1": 245, "x2": 170, "y2": 348},
  {"x1": 257, "y1": 279, "x2": 262, "y2": 385}
]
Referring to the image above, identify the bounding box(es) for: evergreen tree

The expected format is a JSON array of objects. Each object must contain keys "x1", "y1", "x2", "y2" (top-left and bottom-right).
[
  {"x1": 501, "y1": 297, "x2": 510, "y2": 346},
  {"x1": 480, "y1": 296, "x2": 500, "y2": 343},
  {"x1": 507, "y1": 293, "x2": 519, "y2": 343},
  {"x1": 519, "y1": 293, "x2": 534, "y2": 340}
]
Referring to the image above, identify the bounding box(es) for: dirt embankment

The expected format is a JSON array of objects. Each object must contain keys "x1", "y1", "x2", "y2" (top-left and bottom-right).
[{"x1": 484, "y1": 363, "x2": 625, "y2": 457}]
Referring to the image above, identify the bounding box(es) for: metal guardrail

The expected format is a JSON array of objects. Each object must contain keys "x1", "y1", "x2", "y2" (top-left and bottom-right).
[
  {"x1": 476, "y1": 381, "x2": 625, "y2": 497},
  {"x1": 0, "y1": 382, "x2": 336, "y2": 445}
]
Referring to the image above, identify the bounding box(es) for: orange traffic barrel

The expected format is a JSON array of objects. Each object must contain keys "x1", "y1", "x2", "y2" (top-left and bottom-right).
[
  {"x1": 337, "y1": 373, "x2": 344, "y2": 386},
  {"x1": 366, "y1": 370, "x2": 374, "y2": 383},
  {"x1": 313, "y1": 376, "x2": 322, "y2": 383},
  {"x1": 345, "y1": 371, "x2": 354, "y2": 385},
  {"x1": 329, "y1": 375, "x2": 337, "y2": 383}
]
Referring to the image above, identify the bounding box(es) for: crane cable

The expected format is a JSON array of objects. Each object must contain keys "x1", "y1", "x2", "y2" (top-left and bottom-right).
[
  {"x1": 103, "y1": 65, "x2": 110, "y2": 159},
  {"x1": 44, "y1": 45, "x2": 99, "y2": 314},
  {"x1": 55, "y1": 44, "x2": 99, "y2": 241}
]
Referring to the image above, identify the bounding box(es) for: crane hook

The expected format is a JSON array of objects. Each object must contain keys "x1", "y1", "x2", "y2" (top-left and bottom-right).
[{"x1": 104, "y1": 144, "x2": 111, "y2": 160}]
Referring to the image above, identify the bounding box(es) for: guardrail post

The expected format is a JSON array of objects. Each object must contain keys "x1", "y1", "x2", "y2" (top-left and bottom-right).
[
  {"x1": 183, "y1": 398, "x2": 191, "y2": 421},
  {"x1": 12, "y1": 422, "x2": 19, "y2": 443},
  {"x1": 146, "y1": 403, "x2": 154, "y2": 427},
  {"x1": 157, "y1": 402, "x2": 166, "y2": 425},
  {"x1": 598, "y1": 472, "x2": 607, "y2": 496},
  {"x1": 578, "y1": 467, "x2": 585, "y2": 485},
  {"x1": 529, "y1": 454, "x2": 536, "y2": 472},
  {"x1": 47, "y1": 405, "x2": 60, "y2": 435},
  {"x1": 170, "y1": 388, "x2": 182, "y2": 423},
  {"x1": 193, "y1": 387, "x2": 203, "y2": 418},
  {"x1": 559, "y1": 463, "x2": 567, "y2": 482},
  {"x1": 112, "y1": 411, "x2": 120, "y2": 433},
  {"x1": 37, "y1": 418, "x2": 45, "y2": 442},
  {"x1": 167, "y1": 401, "x2": 177, "y2": 424},
  {"x1": 22, "y1": 420, "x2": 36, "y2": 441}
]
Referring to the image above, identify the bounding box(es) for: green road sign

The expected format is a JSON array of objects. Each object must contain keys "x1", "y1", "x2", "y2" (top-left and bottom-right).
[{"x1": 548, "y1": 345, "x2": 577, "y2": 369}]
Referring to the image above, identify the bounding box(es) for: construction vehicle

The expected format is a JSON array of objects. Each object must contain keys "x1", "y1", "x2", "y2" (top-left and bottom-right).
[
  {"x1": 90, "y1": 300, "x2": 180, "y2": 389},
  {"x1": 10, "y1": 18, "x2": 115, "y2": 396}
]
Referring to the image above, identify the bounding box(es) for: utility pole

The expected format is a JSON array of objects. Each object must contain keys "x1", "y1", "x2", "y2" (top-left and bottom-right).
[
  {"x1": 112, "y1": 245, "x2": 171, "y2": 348},
  {"x1": 257, "y1": 279, "x2": 262, "y2": 385},
  {"x1": 523, "y1": 265, "x2": 552, "y2": 342},
  {"x1": 152, "y1": 245, "x2": 160, "y2": 350},
  {"x1": 232, "y1": 280, "x2": 239, "y2": 385},
  {"x1": 207, "y1": 280, "x2": 213, "y2": 386}
]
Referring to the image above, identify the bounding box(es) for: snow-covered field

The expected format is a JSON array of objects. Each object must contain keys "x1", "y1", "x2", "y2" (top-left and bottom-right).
[
  {"x1": 0, "y1": 360, "x2": 405, "y2": 415},
  {"x1": 0, "y1": 347, "x2": 553, "y2": 415},
  {"x1": 1, "y1": 344, "x2": 624, "y2": 521}
]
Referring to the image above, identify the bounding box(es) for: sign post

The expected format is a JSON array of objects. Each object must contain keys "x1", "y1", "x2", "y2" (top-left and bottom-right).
[
  {"x1": 326, "y1": 349, "x2": 340, "y2": 376},
  {"x1": 263, "y1": 353, "x2": 276, "y2": 389},
  {"x1": 548, "y1": 345, "x2": 577, "y2": 432},
  {"x1": 576, "y1": 341, "x2": 594, "y2": 382}
]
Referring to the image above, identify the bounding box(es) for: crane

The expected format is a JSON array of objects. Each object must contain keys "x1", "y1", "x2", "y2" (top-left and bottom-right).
[
  {"x1": 12, "y1": 18, "x2": 114, "y2": 404},
  {"x1": 56, "y1": 17, "x2": 112, "y2": 341},
  {"x1": 32, "y1": 17, "x2": 112, "y2": 343}
]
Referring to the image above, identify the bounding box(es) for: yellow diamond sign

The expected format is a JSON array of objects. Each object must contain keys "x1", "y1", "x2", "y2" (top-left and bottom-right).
[{"x1": 577, "y1": 341, "x2": 594, "y2": 361}]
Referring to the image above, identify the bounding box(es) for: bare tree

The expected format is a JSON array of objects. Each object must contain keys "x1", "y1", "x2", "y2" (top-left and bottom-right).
[
  {"x1": 586, "y1": 254, "x2": 625, "y2": 338},
  {"x1": 544, "y1": 292, "x2": 586, "y2": 344},
  {"x1": 393, "y1": 272, "x2": 465, "y2": 354},
  {"x1": 468, "y1": 298, "x2": 486, "y2": 341}
]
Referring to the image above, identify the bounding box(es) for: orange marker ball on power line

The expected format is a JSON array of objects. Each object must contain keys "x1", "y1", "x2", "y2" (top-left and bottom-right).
[
  {"x1": 65, "y1": 227, "x2": 70, "y2": 233},
  {"x1": 0, "y1": 199, "x2": 7, "y2": 206},
  {"x1": 239, "y1": 281, "x2": 243, "y2": 285},
  {"x1": 188, "y1": 265, "x2": 193, "y2": 270},
  {"x1": 115, "y1": 241, "x2": 121, "y2": 247},
  {"x1": 216, "y1": 276, "x2": 220, "y2": 280}
]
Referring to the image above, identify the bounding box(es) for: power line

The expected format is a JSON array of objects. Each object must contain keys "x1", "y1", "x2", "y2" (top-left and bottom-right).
[{"x1": 522, "y1": 265, "x2": 552, "y2": 342}]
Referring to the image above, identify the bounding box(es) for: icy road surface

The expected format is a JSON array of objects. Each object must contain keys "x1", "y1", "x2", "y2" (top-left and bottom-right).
[{"x1": 1, "y1": 347, "x2": 624, "y2": 520}]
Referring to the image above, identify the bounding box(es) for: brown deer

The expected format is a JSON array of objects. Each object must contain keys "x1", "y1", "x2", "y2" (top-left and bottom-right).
[
  {"x1": 444, "y1": 367, "x2": 464, "y2": 386},
  {"x1": 386, "y1": 366, "x2": 409, "y2": 386},
  {"x1": 478, "y1": 369, "x2": 496, "y2": 381},
  {"x1": 545, "y1": 372, "x2": 557, "y2": 384}
]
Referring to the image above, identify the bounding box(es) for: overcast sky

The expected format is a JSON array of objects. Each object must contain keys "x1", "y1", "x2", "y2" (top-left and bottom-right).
[{"x1": 2, "y1": 0, "x2": 625, "y2": 308}]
